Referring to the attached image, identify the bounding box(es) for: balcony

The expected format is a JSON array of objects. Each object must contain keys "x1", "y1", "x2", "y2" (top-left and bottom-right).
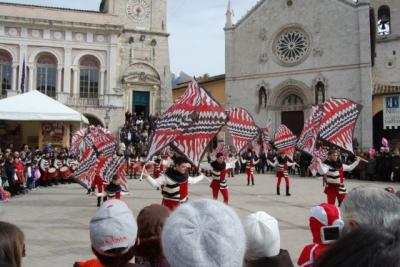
[
  {"x1": 56, "y1": 93, "x2": 124, "y2": 109},
  {"x1": 67, "y1": 95, "x2": 100, "y2": 107}
]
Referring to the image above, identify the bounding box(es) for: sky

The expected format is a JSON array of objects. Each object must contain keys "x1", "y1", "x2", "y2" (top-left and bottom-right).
[{"x1": 0, "y1": 0, "x2": 257, "y2": 76}]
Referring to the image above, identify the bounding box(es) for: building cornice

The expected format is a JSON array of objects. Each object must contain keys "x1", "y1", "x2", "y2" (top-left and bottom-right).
[
  {"x1": 0, "y1": 2, "x2": 101, "y2": 13},
  {"x1": 377, "y1": 34, "x2": 400, "y2": 44},
  {"x1": 122, "y1": 28, "x2": 170, "y2": 37},
  {"x1": 0, "y1": 15, "x2": 123, "y2": 32},
  {"x1": 227, "y1": 63, "x2": 372, "y2": 81}
]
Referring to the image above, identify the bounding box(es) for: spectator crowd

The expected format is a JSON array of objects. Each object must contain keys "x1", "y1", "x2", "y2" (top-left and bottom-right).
[
  {"x1": 0, "y1": 144, "x2": 79, "y2": 201},
  {"x1": 120, "y1": 112, "x2": 158, "y2": 159},
  {"x1": 1, "y1": 185, "x2": 399, "y2": 267}
]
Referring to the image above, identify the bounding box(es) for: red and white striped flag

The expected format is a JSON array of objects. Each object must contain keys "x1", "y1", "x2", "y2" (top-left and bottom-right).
[
  {"x1": 319, "y1": 98, "x2": 362, "y2": 154},
  {"x1": 296, "y1": 106, "x2": 323, "y2": 155}
]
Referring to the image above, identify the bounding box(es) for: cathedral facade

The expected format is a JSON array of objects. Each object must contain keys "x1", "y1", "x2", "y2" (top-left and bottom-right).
[
  {"x1": 225, "y1": 0, "x2": 400, "y2": 149},
  {"x1": 0, "y1": 0, "x2": 172, "y2": 134}
]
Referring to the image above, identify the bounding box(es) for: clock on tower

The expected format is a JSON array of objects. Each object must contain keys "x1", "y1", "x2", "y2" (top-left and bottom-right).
[{"x1": 126, "y1": 0, "x2": 150, "y2": 23}]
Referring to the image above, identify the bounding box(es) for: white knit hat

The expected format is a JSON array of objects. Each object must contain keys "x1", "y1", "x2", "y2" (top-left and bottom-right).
[
  {"x1": 161, "y1": 199, "x2": 246, "y2": 267},
  {"x1": 243, "y1": 211, "x2": 280, "y2": 260}
]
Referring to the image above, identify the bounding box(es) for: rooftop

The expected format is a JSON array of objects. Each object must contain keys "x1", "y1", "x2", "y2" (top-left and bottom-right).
[
  {"x1": 173, "y1": 74, "x2": 225, "y2": 90},
  {"x1": 373, "y1": 83, "x2": 400, "y2": 95}
]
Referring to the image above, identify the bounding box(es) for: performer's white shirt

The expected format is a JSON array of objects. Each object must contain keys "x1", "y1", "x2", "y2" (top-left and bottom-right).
[
  {"x1": 317, "y1": 158, "x2": 360, "y2": 175},
  {"x1": 145, "y1": 173, "x2": 205, "y2": 189},
  {"x1": 267, "y1": 159, "x2": 296, "y2": 167}
]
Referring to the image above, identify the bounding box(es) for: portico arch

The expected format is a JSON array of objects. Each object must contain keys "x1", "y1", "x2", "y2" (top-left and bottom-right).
[{"x1": 269, "y1": 79, "x2": 312, "y2": 135}]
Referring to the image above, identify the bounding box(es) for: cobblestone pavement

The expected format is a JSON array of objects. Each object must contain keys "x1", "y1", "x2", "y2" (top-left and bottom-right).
[{"x1": 0, "y1": 173, "x2": 395, "y2": 266}]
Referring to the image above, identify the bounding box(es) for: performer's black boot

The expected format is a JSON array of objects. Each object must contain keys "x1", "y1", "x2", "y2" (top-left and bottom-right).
[
  {"x1": 252, "y1": 179, "x2": 255, "y2": 186},
  {"x1": 87, "y1": 188, "x2": 91, "y2": 195},
  {"x1": 247, "y1": 178, "x2": 250, "y2": 186},
  {"x1": 286, "y1": 187, "x2": 291, "y2": 196},
  {"x1": 97, "y1": 197, "x2": 101, "y2": 207},
  {"x1": 277, "y1": 187, "x2": 280, "y2": 195},
  {"x1": 103, "y1": 197, "x2": 108, "y2": 203}
]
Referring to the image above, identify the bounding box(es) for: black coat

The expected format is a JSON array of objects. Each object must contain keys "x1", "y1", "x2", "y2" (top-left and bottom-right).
[{"x1": 245, "y1": 249, "x2": 294, "y2": 267}]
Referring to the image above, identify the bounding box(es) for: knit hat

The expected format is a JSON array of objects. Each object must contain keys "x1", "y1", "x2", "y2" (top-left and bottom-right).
[
  {"x1": 309, "y1": 203, "x2": 344, "y2": 244},
  {"x1": 161, "y1": 199, "x2": 246, "y2": 267},
  {"x1": 90, "y1": 199, "x2": 138, "y2": 254},
  {"x1": 243, "y1": 211, "x2": 280, "y2": 260}
]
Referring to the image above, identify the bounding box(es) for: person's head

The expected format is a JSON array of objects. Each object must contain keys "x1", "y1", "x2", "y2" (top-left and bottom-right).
[
  {"x1": 243, "y1": 212, "x2": 280, "y2": 261},
  {"x1": 6, "y1": 156, "x2": 13, "y2": 163},
  {"x1": 111, "y1": 175, "x2": 121, "y2": 185},
  {"x1": 161, "y1": 199, "x2": 246, "y2": 267},
  {"x1": 341, "y1": 186, "x2": 400, "y2": 231},
  {"x1": 315, "y1": 226, "x2": 400, "y2": 267},
  {"x1": 173, "y1": 157, "x2": 188, "y2": 174},
  {"x1": 90, "y1": 199, "x2": 138, "y2": 267},
  {"x1": 136, "y1": 204, "x2": 170, "y2": 264},
  {"x1": 95, "y1": 148, "x2": 103, "y2": 158},
  {"x1": 328, "y1": 149, "x2": 338, "y2": 161},
  {"x1": 0, "y1": 221, "x2": 25, "y2": 267},
  {"x1": 216, "y1": 153, "x2": 224, "y2": 163},
  {"x1": 309, "y1": 203, "x2": 344, "y2": 244},
  {"x1": 247, "y1": 150, "x2": 253, "y2": 158}
]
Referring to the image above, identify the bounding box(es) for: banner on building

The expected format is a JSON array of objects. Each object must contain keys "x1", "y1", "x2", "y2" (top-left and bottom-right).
[{"x1": 383, "y1": 95, "x2": 400, "y2": 129}]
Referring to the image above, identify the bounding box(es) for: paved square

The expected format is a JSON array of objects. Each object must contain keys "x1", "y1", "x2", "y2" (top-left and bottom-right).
[{"x1": 0, "y1": 173, "x2": 394, "y2": 266}]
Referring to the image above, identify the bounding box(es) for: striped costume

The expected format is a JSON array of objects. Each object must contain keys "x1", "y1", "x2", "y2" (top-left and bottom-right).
[
  {"x1": 318, "y1": 159, "x2": 360, "y2": 206},
  {"x1": 209, "y1": 161, "x2": 229, "y2": 204},
  {"x1": 145, "y1": 168, "x2": 205, "y2": 210},
  {"x1": 268, "y1": 155, "x2": 295, "y2": 196},
  {"x1": 242, "y1": 154, "x2": 259, "y2": 186}
]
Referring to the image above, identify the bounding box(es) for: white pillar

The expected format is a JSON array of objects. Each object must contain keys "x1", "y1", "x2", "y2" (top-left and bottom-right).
[
  {"x1": 11, "y1": 64, "x2": 18, "y2": 91},
  {"x1": 28, "y1": 65, "x2": 34, "y2": 91},
  {"x1": 63, "y1": 47, "x2": 72, "y2": 94},
  {"x1": 72, "y1": 67, "x2": 79, "y2": 95},
  {"x1": 100, "y1": 68, "x2": 105, "y2": 96},
  {"x1": 57, "y1": 66, "x2": 62, "y2": 93}
]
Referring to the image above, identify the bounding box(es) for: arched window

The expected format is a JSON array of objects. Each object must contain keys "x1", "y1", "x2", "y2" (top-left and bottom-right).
[
  {"x1": 36, "y1": 53, "x2": 57, "y2": 97},
  {"x1": 0, "y1": 50, "x2": 12, "y2": 98},
  {"x1": 315, "y1": 82, "x2": 325, "y2": 105},
  {"x1": 378, "y1": 5, "x2": 391, "y2": 36},
  {"x1": 282, "y1": 94, "x2": 303, "y2": 106},
  {"x1": 79, "y1": 56, "x2": 99, "y2": 98}
]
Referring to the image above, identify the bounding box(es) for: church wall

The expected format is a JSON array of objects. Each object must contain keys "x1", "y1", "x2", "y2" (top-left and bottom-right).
[
  {"x1": 226, "y1": 0, "x2": 373, "y2": 148},
  {"x1": 374, "y1": 40, "x2": 400, "y2": 85}
]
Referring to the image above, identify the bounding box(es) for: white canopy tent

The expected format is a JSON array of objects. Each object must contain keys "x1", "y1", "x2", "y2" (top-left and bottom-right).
[{"x1": 0, "y1": 91, "x2": 88, "y2": 123}]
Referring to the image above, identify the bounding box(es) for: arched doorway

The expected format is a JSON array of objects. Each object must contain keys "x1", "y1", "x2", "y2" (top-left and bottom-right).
[
  {"x1": 281, "y1": 94, "x2": 304, "y2": 136},
  {"x1": 373, "y1": 111, "x2": 400, "y2": 148},
  {"x1": 84, "y1": 114, "x2": 104, "y2": 127}
]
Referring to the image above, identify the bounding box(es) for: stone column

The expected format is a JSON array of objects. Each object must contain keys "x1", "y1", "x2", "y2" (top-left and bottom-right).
[
  {"x1": 99, "y1": 68, "x2": 105, "y2": 96},
  {"x1": 11, "y1": 64, "x2": 18, "y2": 91},
  {"x1": 63, "y1": 47, "x2": 72, "y2": 94},
  {"x1": 57, "y1": 66, "x2": 63, "y2": 93},
  {"x1": 28, "y1": 65, "x2": 34, "y2": 91},
  {"x1": 72, "y1": 67, "x2": 79, "y2": 95}
]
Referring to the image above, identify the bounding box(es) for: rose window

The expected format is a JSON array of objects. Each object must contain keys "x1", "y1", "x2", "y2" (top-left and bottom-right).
[{"x1": 274, "y1": 28, "x2": 310, "y2": 66}]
